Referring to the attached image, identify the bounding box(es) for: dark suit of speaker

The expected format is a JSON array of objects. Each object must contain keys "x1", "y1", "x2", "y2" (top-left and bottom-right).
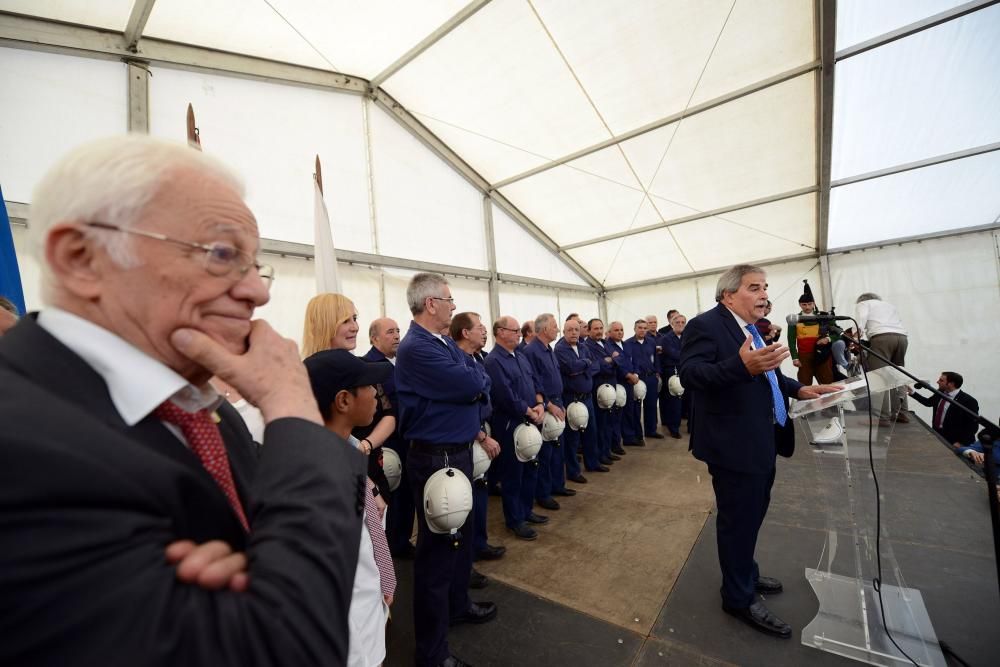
[
  {"x1": 0, "y1": 316, "x2": 366, "y2": 666},
  {"x1": 680, "y1": 303, "x2": 802, "y2": 608},
  {"x1": 912, "y1": 389, "x2": 980, "y2": 447}
]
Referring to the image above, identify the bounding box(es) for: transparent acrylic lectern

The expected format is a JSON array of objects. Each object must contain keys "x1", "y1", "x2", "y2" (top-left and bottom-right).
[{"x1": 789, "y1": 367, "x2": 945, "y2": 666}]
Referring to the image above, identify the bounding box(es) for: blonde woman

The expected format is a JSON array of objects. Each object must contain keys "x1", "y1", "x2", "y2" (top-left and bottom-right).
[{"x1": 302, "y1": 292, "x2": 360, "y2": 358}]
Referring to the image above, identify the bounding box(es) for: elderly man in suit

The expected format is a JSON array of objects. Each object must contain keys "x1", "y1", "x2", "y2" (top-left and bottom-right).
[
  {"x1": 0, "y1": 136, "x2": 367, "y2": 665},
  {"x1": 680, "y1": 264, "x2": 839, "y2": 639}
]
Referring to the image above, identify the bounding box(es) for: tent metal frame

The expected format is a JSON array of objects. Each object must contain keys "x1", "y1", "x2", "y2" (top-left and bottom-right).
[{"x1": 1, "y1": 1, "x2": 997, "y2": 303}]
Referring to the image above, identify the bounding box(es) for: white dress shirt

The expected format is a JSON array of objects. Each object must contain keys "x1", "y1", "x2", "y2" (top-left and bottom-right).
[{"x1": 855, "y1": 299, "x2": 907, "y2": 338}]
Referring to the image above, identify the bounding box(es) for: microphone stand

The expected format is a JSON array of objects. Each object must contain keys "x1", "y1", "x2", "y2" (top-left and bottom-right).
[{"x1": 830, "y1": 323, "x2": 1000, "y2": 601}]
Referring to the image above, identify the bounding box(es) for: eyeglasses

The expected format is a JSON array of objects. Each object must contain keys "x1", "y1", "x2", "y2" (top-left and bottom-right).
[
  {"x1": 429, "y1": 296, "x2": 455, "y2": 304},
  {"x1": 85, "y1": 222, "x2": 274, "y2": 287},
  {"x1": 497, "y1": 326, "x2": 519, "y2": 333}
]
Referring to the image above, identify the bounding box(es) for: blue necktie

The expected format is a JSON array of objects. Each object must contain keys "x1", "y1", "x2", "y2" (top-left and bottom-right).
[{"x1": 745, "y1": 324, "x2": 788, "y2": 426}]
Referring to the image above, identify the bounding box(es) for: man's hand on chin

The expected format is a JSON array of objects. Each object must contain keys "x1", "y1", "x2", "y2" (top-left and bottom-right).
[
  {"x1": 166, "y1": 539, "x2": 249, "y2": 592},
  {"x1": 797, "y1": 384, "x2": 843, "y2": 400}
]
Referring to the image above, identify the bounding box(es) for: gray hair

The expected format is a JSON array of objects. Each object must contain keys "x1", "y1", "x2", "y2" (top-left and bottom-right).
[
  {"x1": 856, "y1": 292, "x2": 881, "y2": 304},
  {"x1": 28, "y1": 135, "x2": 244, "y2": 302},
  {"x1": 534, "y1": 313, "x2": 555, "y2": 336},
  {"x1": 407, "y1": 272, "x2": 449, "y2": 315},
  {"x1": 715, "y1": 264, "x2": 766, "y2": 302},
  {"x1": 0, "y1": 295, "x2": 18, "y2": 316}
]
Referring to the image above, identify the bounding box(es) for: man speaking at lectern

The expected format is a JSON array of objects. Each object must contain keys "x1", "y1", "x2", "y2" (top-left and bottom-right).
[{"x1": 680, "y1": 264, "x2": 839, "y2": 638}]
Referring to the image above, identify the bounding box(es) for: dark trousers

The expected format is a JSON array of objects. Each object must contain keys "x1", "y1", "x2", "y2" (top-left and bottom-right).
[
  {"x1": 472, "y1": 478, "x2": 489, "y2": 553},
  {"x1": 622, "y1": 388, "x2": 641, "y2": 443},
  {"x1": 708, "y1": 464, "x2": 776, "y2": 609},
  {"x1": 535, "y1": 440, "x2": 556, "y2": 500},
  {"x1": 592, "y1": 391, "x2": 613, "y2": 458},
  {"x1": 563, "y1": 394, "x2": 600, "y2": 472},
  {"x1": 608, "y1": 406, "x2": 623, "y2": 450},
  {"x1": 408, "y1": 446, "x2": 474, "y2": 666},
  {"x1": 659, "y1": 393, "x2": 682, "y2": 436},
  {"x1": 387, "y1": 443, "x2": 415, "y2": 553},
  {"x1": 642, "y1": 374, "x2": 659, "y2": 436},
  {"x1": 497, "y1": 425, "x2": 538, "y2": 527}
]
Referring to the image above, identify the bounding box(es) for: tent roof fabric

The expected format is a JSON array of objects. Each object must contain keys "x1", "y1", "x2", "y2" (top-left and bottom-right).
[{"x1": 1, "y1": 0, "x2": 996, "y2": 289}]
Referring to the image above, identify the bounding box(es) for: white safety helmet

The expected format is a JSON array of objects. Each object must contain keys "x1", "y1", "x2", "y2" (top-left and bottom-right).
[
  {"x1": 596, "y1": 383, "x2": 616, "y2": 410},
  {"x1": 423, "y1": 467, "x2": 473, "y2": 535},
  {"x1": 381, "y1": 447, "x2": 402, "y2": 492},
  {"x1": 811, "y1": 416, "x2": 844, "y2": 445},
  {"x1": 471, "y1": 441, "x2": 492, "y2": 480},
  {"x1": 614, "y1": 384, "x2": 627, "y2": 408},
  {"x1": 541, "y1": 412, "x2": 566, "y2": 441},
  {"x1": 633, "y1": 379, "x2": 648, "y2": 401},
  {"x1": 566, "y1": 401, "x2": 589, "y2": 431},
  {"x1": 513, "y1": 423, "x2": 543, "y2": 462},
  {"x1": 667, "y1": 374, "x2": 685, "y2": 397}
]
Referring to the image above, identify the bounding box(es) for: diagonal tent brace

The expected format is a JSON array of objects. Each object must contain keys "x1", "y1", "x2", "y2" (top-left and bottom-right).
[{"x1": 124, "y1": 0, "x2": 157, "y2": 53}]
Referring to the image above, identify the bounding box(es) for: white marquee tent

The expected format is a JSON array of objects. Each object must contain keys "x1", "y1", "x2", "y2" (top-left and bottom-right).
[{"x1": 2, "y1": 0, "x2": 999, "y2": 423}]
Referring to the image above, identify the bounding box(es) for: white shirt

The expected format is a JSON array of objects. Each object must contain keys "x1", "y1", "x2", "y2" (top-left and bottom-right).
[
  {"x1": 936, "y1": 388, "x2": 961, "y2": 425},
  {"x1": 37, "y1": 309, "x2": 220, "y2": 434},
  {"x1": 855, "y1": 299, "x2": 907, "y2": 338},
  {"x1": 725, "y1": 307, "x2": 757, "y2": 349}
]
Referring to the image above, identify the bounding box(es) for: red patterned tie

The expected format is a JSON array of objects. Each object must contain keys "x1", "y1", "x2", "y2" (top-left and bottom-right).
[
  {"x1": 364, "y1": 479, "x2": 396, "y2": 599},
  {"x1": 155, "y1": 400, "x2": 250, "y2": 532},
  {"x1": 933, "y1": 399, "x2": 946, "y2": 430}
]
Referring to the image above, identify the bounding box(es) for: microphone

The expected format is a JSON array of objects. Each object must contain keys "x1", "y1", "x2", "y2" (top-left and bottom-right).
[{"x1": 786, "y1": 312, "x2": 854, "y2": 325}]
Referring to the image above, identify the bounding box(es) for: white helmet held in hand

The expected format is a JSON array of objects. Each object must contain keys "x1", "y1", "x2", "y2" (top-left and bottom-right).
[
  {"x1": 614, "y1": 384, "x2": 627, "y2": 408},
  {"x1": 566, "y1": 401, "x2": 589, "y2": 431},
  {"x1": 472, "y1": 441, "x2": 492, "y2": 480},
  {"x1": 423, "y1": 467, "x2": 473, "y2": 535},
  {"x1": 596, "y1": 383, "x2": 616, "y2": 410},
  {"x1": 667, "y1": 374, "x2": 685, "y2": 397},
  {"x1": 541, "y1": 412, "x2": 566, "y2": 440},
  {"x1": 382, "y1": 447, "x2": 402, "y2": 492},
  {"x1": 513, "y1": 423, "x2": 543, "y2": 462},
  {"x1": 633, "y1": 379, "x2": 647, "y2": 401}
]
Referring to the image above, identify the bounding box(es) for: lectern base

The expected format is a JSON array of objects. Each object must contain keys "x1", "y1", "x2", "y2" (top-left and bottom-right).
[{"x1": 802, "y1": 568, "x2": 946, "y2": 666}]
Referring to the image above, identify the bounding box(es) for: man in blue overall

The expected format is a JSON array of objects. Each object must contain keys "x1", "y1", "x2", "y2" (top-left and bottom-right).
[
  {"x1": 556, "y1": 317, "x2": 606, "y2": 480},
  {"x1": 485, "y1": 316, "x2": 547, "y2": 541},
  {"x1": 396, "y1": 273, "x2": 498, "y2": 667},
  {"x1": 585, "y1": 318, "x2": 619, "y2": 465}
]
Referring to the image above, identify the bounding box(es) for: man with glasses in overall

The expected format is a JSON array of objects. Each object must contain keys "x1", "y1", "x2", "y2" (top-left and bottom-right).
[
  {"x1": 0, "y1": 136, "x2": 367, "y2": 665},
  {"x1": 395, "y1": 273, "x2": 498, "y2": 667}
]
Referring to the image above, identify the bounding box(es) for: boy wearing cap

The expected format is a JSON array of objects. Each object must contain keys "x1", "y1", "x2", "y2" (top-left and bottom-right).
[{"x1": 305, "y1": 349, "x2": 397, "y2": 667}]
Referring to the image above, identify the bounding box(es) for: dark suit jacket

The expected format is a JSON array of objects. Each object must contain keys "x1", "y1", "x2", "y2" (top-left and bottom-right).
[
  {"x1": 0, "y1": 316, "x2": 367, "y2": 666},
  {"x1": 680, "y1": 303, "x2": 803, "y2": 475},
  {"x1": 912, "y1": 389, "x2": 980, "y2": 446}
]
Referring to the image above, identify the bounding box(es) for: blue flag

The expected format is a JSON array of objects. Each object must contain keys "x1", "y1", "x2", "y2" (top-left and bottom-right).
[{"x1": 0, "y1": 186, "x2": 26, "y2": 315}]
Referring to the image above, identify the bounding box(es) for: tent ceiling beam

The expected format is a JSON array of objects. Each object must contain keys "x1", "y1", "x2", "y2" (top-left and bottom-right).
[
  {"x1": 123, "y1": 0, "x2": 157, "y2": 52},
  {"x1": 816, "y1": 0, "x2": 837, "y2": 255},
  {"x1": 836, "y1": 0, "x2": 1000, "y2": 61},
  {"x1": 371, "y1": 88, "x2": 602, "y2": 289},
  {"x1": 560, "y1": 185, "x2": 818, "y2": 251},
  {"x1": 496, "y1": 274, "x2": 599, "y2": 294},
  {"x1": 827, "y1": 222, "x2": 1000, "y2": 255},
  {"x1": 369, "y1": 0, "x2": 493, "y2": 89},
  {"x1": 491, "y1": 61, "x2": 820, "y2": 190},
  {"x1": 831, "y1": 141, "x2": 1000, "y2": 189},
  {"x1": 0, "y1": 12, "x2": 367, "y2": 93},
  {"x1": 603, "y1": 251, "x2": 820, "y2": 293}
]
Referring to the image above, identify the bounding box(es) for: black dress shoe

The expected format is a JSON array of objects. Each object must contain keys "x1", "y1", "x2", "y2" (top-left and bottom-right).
[
  {"x1": 567, "y1": 474, "x2": 588, "y2": 484},
  {"x1": 474, "y1": 544, "x2": 506, "y2": 561},
  {"x1": 526, "y1": 512, "x2": 549, "y2": 524},
  {"x1": 390, "y1": 542, "x2": 416, "y2": 559},
  {"x1": 450, "y1": 600, "x2": 498, "y2": 626},
  {"x1": 536, "y1": 497, "x2": 560, "y2": 511},
  {"x1": 599, "y1": 456, "x2": 614, "y2": 465},
  {"x1": 608, "y1": 453, "x2": 622, "y2": 461},
  {"x1": 611, "y1": 446, "x2": 626, "y2": 455},
  {"x1": 508, "y1": 523, "x2": 537, "y2": 540},
  {"x1": 623, "y1": 440, "x2": 646, "y2": 447},
  {"x1": 553, "y1": 487, "x2": 577, "y2": 496},
  {"x1": 586, "y1": 465, "x2": 610, "y2": 473},
  {"x1": 722, "y1": 601, "x2": 791, "y2": 638},
  {"x1": 437, "y1": 656, "x2": 471, "y2": 667},
  {"x1": 646, "y1": 433, "x2": 666, "y2": 439},
  {"x1": 488, "y1": 485, "x2": 502, "y2": 497},
  {"x1": 754, "y1": 576, "x2": 783, "y2": 594},
  {"x1": 669, "y1": 432, "x2": 682, "y2": 439},
  {"x1": 468, "y1": 569, "x2": 488, "y2": 589}
]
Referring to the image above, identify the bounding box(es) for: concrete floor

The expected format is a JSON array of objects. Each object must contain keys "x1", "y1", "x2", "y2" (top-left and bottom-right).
[{"x1": 386, "y1": 417, "x2": 1000, "y2": 666}]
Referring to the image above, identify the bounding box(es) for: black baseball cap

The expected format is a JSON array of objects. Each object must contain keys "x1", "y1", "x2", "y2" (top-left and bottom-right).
[{"x1": 304, "y1": 349, "x2": 392, "y2": 414}]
